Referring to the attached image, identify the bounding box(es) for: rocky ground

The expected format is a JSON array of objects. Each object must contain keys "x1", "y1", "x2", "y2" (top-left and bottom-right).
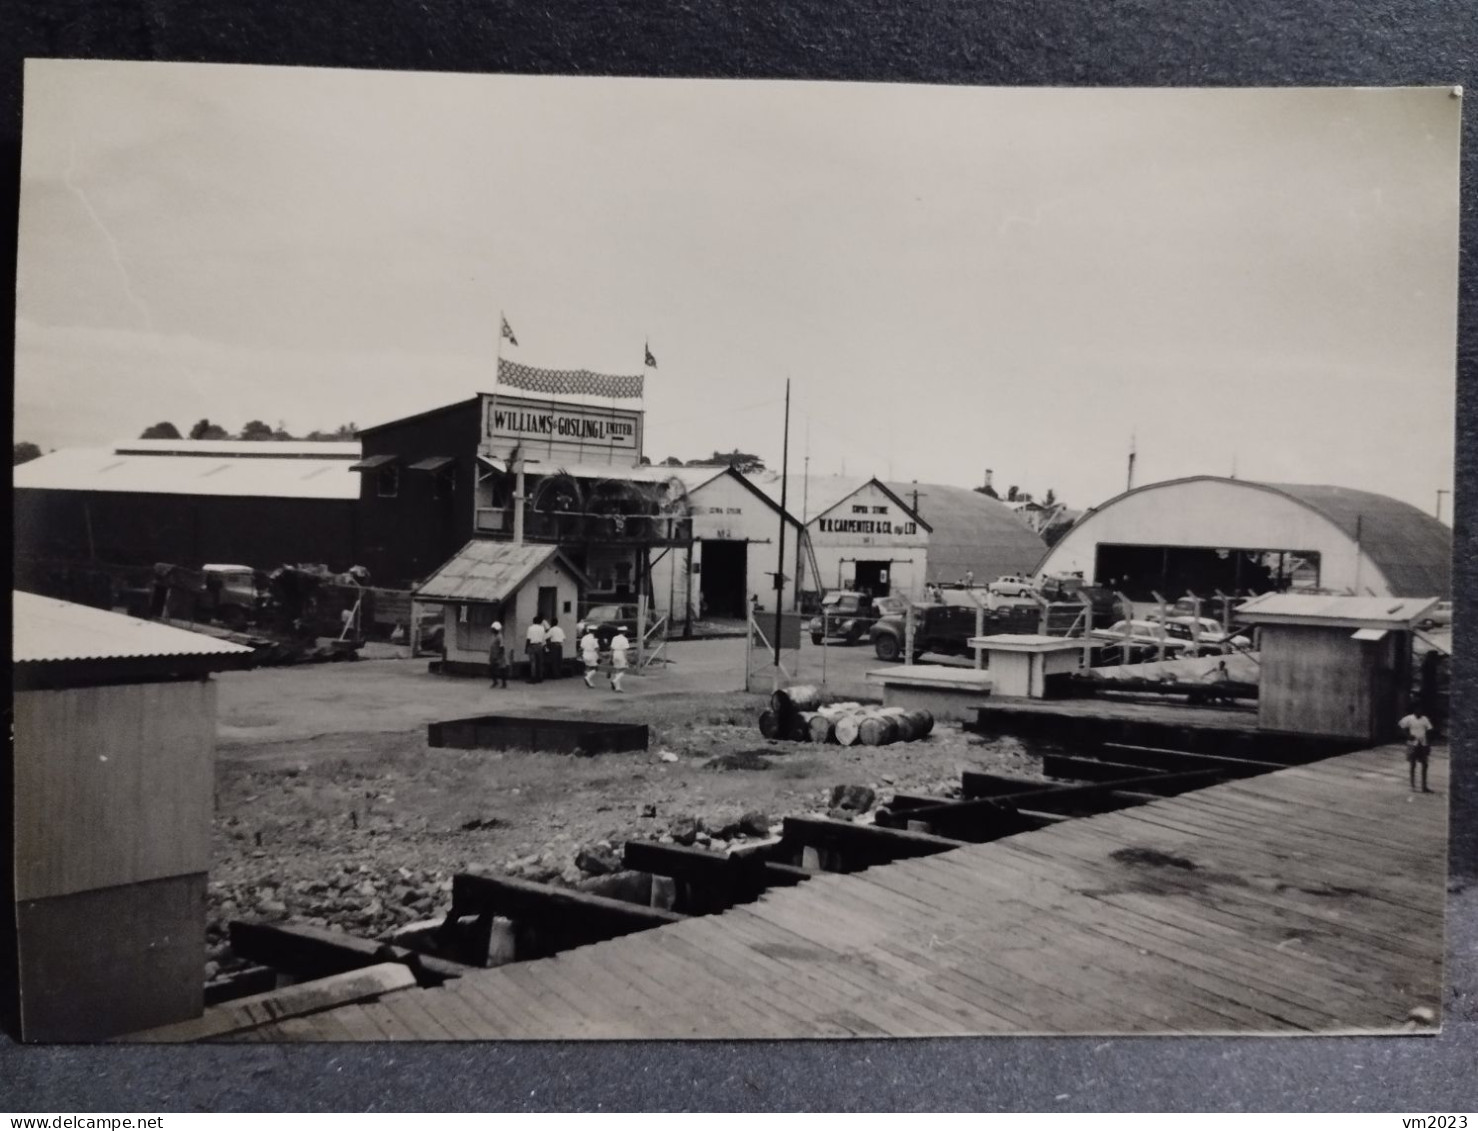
[{"x1": 207, "y1": 683, "x2": 1048, "y2": 973}]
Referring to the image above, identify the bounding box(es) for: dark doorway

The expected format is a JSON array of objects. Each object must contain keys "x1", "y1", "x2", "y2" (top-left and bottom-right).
[
  {"x1": 537, "y1": 586, "x2": 558, "y2": 623},
  {"x1": 1094, "y1": 543, "x2": 1319, "y2": 602},
  {"x1": 699, "y1": 540, "x2": 747, "y2": 618},
  {"x1": 853, "y1": 560, "x2": 892, "y2": 598}
]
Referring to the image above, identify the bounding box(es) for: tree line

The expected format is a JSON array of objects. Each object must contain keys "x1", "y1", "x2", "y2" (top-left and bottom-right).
[{"x1": 137, "y1": 420, "x2": 360, "y2": 442}]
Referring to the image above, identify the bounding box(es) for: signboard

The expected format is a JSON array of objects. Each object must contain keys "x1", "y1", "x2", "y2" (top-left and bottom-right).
[
  {"x1": 815, "y1": 516, "x2": 919, "y2": 538},
  {"x1": 480, "y1": 393, "x2": 644, "y2": 466}
]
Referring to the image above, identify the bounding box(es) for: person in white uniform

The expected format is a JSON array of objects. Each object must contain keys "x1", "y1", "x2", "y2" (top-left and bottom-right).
[
  {"x1": 608, "y1": 629, "x2": 630, "y2": 692},
  {"x1": 579, "y1": 627, "x2": 601, "y2": 689}
]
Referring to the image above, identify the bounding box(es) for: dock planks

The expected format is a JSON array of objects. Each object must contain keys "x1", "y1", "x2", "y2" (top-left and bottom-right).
[{"x1": 204, "y1": 743, "x2": 1448, "y2": 1041}]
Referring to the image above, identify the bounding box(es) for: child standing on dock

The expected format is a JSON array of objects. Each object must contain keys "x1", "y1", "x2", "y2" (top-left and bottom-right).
[{"x1": 1398, "y1": 710, "x2": 1434, "y2": 793}]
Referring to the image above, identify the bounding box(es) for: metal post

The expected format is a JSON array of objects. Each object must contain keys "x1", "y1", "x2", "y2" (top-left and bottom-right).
[
  {"x1": 512, "y1": 456, "x2": 526, "y2": 545},
  {"x1": 904, "y1": 601, "x2": 915, "y2": 666},
  {"x1": 773, "y1": 378, "x2": 791, "y2": 670},
  {"x1": 974, "y1": 605, "x2": 985, "y2": 669}
]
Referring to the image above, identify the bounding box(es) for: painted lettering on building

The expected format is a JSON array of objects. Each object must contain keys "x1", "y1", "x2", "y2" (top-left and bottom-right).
[
  {"x1": 818, "y1": 517, "x2": 918, "y2": 536},
  {"x1": 482, "y1": 393, "x2": 642, "y2": 461}
]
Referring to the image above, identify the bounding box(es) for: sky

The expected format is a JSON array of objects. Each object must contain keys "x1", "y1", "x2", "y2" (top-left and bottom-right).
[{"x1": 13, "y1": 62, "x2": 1461, "y2": 516}]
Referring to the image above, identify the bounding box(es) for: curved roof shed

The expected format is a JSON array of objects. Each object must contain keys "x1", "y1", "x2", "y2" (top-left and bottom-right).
[
  {"x1": 1036, "y1": 476, "x2": 1450, "y2": 600},
  {"x1": 882, "y1": 481, "x2": 1046, "y2": 586}
]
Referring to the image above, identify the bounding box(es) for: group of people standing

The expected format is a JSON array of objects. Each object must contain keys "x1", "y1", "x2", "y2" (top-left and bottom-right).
[{"x1": 486, "y1": 617, "x2": 630, "y2": 692}]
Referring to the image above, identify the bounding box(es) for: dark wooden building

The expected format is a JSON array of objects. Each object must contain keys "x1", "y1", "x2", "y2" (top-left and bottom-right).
[
  {"x1": 14, "y1": 440, "x2": 363, "y2": 581},
  {"x1": 355, "y1": 393, "x2": 692, "y2": 612}
]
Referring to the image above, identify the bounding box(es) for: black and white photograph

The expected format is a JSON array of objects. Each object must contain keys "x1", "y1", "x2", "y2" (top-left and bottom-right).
[{"x1": 9, "y1": 61, "x2": 1459, "y2": 1045}]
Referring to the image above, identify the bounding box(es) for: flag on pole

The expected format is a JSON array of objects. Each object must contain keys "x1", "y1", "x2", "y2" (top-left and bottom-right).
[
  {"x1": 644, "y1": 342, "x2": 657, "y2": 369},
  {"x1": 497, "y1": 357, "x2": 644, "y2": 399},
  {"x1": 501, "y1": 315, "x2": 518, "y2": 347}
]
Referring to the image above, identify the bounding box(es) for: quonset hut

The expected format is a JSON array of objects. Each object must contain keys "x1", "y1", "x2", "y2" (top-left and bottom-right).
[
  {"x1": 881, "y1": 480, "x2": 1046, "y2": 588},
  {"x1": 1035, "y1": 476, "x2": 1451, "y2": 602}
]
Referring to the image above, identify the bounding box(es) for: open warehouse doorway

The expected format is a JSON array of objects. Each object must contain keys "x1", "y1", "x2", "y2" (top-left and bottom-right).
[
  {"x1": 1094, "y1": 543, "x2": 1321, "y2": 602},
  {"x1": 699, "y1": 539, "x2": 748, "y2": 618}
]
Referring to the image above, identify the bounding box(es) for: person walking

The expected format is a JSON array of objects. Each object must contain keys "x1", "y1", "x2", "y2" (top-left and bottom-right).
[
  {"x1": 579, "y1": 626, "x2": 601, "y2": 688},
  {"x1": 487, "y1": 622, "x2": 508, "y2": 688},
  {"x1": 524, "y1": 617, "x2": 547, "y2": 683},
  {"x1": 1398, "y1": 709, "x2": 1435, "y2": 793},
  {"x1": 608, "y1": 628, "x2": 630, "y2": 692},
  {"x1": 545, "y1": 618, "x2": 566, "y2": 679}
]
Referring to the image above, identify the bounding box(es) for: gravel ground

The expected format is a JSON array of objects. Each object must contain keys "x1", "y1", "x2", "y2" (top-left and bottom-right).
[{"x1": 207, "y1": 644, "x2": 1048, "y2": 971}]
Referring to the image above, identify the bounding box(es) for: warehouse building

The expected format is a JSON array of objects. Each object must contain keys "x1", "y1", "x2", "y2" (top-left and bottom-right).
[
  {"x1": 755, "y1": 474, "x2": 931, "y2": 605},
  {"x1": 354, "y1": 391, "x2": 696, "y2": 623},
  {"x1": 13, "y1": 439, "x2": 362, "y2": 577},
  {"x1": 1035, "y1": 476, "x2": 1451, "y2": 601},
  {"x1": 645, "y1": 465, "x2": 803, "y2": 622}
]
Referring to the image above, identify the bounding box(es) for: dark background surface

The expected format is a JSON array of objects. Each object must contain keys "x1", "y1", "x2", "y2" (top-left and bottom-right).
[{"x1": 1, "y1": 0, "x2": 1474, "y2": 1112}]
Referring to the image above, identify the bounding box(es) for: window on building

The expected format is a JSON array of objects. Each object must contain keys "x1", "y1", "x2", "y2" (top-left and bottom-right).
[
  {"x1": 433, "y1": 467, "x2": 456, "y2": 500},
  {"x1": 377, "y1": 465, "x2": 400, "y2": 498}
]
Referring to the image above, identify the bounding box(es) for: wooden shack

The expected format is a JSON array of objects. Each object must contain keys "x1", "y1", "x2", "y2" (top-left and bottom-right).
[
  {"x1": 414, "y1": 540, "x2": 587, "y2": 676},
  {"x1": 1234, "y1": 593, "x2": 1437, "y2": 743},
  {"x1": 8, "y1": 592, "x2": 254, "y2": 1042}
]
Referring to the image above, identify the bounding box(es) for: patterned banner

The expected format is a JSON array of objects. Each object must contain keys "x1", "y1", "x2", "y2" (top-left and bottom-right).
[{"x1": 497, "y1": 358, "x2": 645, "y2": 399}]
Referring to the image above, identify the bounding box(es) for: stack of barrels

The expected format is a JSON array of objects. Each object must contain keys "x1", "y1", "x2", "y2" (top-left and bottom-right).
[{"x1": 759, "y1": 685, "x2": 935, "y2": 746}]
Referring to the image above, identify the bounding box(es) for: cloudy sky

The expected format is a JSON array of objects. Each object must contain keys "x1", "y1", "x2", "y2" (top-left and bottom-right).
[{"x1": 14, "y1": 62, "x2": 1460, "y2": 515}]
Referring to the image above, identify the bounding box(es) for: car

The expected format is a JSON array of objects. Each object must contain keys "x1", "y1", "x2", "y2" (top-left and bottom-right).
[
  {"x1": 1152, "y1": 615, "x2": 1235, "y2": 655},
  {"x1": 987, "y1": 574, "x2": 1036, "y2": 598},
  {"x1": 577, "y1": 604, "x2": 656, "y2": 647},
  {"x1": 1089, "y1": 619, "x2": 1193, "y2": 662},
  {"x1": 808, "y1": 591, "x2": 879, "y2": 645},
  {"x1": 870, "y1": 600, "x2": 1040, "y2": 662},
  {"x1": 1418, "y1": 601, "x2": 1453, "y2": 630},
  {"x1": 200, "y1": 563, "x2": 262, "y2": 629}
]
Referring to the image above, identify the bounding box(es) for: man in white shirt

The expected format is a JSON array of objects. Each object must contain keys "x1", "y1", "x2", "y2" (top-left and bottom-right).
[
  {"x1": 1397, "y1": 710, "x2": 1434, "y2": 793},
  {"x1": 579, "y1": 627, "x2": 601, "y2": 688},
  {"x1": 608, "y1": 629, "x2": 630, "y2": 692},
  {"x1": 524, "y1": 618, "x2": 547, "y2": 683}
]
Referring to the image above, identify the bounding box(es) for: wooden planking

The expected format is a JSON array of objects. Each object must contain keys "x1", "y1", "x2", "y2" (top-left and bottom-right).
[
  {"x1": 219, "y1": 744, "x2": 1448, "y2": 1042},
  {"x1": 15, "y1": 681, "x2": 217, "y2": 901}
]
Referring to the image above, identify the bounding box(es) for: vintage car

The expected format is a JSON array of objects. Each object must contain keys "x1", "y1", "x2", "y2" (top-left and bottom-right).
[
  {"x1": 808, "y1": 590, "x2": 880, "y2": 645},
  {"x1": 1089, "y1": 619, "x2": 1195, "y2": 663},
  {"x1": 870, "y1": 600, "x2": 1040, "y2": 662},
  {"x1": 987, "y1": 574, "x2": 1037, "y2": 598},
  {"x1": 577, "y1": 603, "x2": 658, "y2": 647}
]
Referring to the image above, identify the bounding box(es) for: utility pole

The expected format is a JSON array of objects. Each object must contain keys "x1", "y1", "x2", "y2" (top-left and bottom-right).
[
  {"x1": 773, "y1": 379, "x2": 792, "y2": 671},
  {"x1": 1436, "y1": 489, "x2": 1450, "y2": 524}
]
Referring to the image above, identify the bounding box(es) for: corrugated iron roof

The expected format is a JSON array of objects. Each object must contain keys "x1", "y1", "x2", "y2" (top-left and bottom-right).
[
  {"x1": 14, "y1": 447, "x2": 361, "y2": 500},
  {"x1": 13, "y1": 590, "x2": 255, "y2": 665},
  {"x1": 1235, "y1": 593, "x2": 1438, "y2": 627},
  {"x1": 882, "y1": 481, "x2": 1047, "y2": 585},
  {"x1": 1261, "y1": 482, "x2": 1452, "y2": 599},
  {"x1": 117, "y1": 439, "x2": 361, "y2": 458},
  {"x1": 414, "y1": 541, "x2": 579, "y2": 603}
]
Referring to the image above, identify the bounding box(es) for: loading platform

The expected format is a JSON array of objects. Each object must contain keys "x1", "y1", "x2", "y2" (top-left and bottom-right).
[{"x1": 154, "y1": 743, "x2": 1446, "y2": 1041}]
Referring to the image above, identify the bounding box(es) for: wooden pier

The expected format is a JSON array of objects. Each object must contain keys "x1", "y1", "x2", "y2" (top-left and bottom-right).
[{"x1": 164, "y1": 743, "x2": 1448, "y2": 1041}]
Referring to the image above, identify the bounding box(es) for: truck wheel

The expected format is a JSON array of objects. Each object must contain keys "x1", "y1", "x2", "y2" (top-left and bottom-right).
[
  {"x1": 811, "y1": 633, "x2": 824, "y2": 646},
  {"x1": 874, "y1": 635, "x2": 900, "y2": 662}
]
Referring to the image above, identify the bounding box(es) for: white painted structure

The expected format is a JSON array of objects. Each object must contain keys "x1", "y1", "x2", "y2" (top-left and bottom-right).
[
  {"x1": 1036, "y1": 476, "x2": 1452, "y2": 600},
  {"x1": 756, "y1": 474, "x2": 931, "y2": 602},
  {"x1": 646, "y1": 466, "x2": 801, "y2": 622},
  {"x1": 968, "y1": 634, "x2": 1083, "y2": 698}
]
